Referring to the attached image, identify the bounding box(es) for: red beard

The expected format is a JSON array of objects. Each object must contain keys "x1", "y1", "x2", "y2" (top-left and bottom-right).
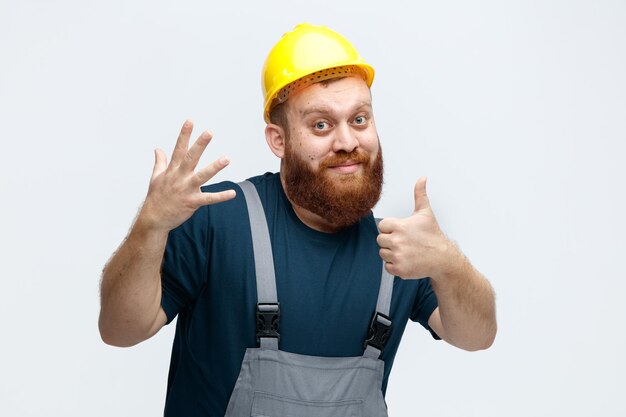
[{"x1": 282, "y1": 142, "x2": 384, "y2": 229}]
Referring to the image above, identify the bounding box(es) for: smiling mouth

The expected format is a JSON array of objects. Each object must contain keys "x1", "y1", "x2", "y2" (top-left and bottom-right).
[{"x1": 328, "y1": 161, "x2": 361, "y2": 174}]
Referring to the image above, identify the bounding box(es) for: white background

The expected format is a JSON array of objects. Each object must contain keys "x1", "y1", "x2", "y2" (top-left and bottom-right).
[{"x1": 1, "y1": 1, "x2": 625, "y2": 416}]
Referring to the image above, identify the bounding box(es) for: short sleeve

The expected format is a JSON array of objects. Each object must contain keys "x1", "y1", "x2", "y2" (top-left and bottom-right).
[
  {"x1": 410, "y1": 277, "x2": 441, "y2": 340},
  {"x1": 160, "y1": 206, "x2": 210, "y2": 324}
]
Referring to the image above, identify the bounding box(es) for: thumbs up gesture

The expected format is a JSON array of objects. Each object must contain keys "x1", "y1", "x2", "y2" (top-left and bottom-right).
[{"x1": 377, "y1": 177, "x2": 453, "y2": 280}]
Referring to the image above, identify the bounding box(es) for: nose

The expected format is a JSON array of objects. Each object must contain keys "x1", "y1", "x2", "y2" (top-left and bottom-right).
[{"x1": 331, "y1": 123, "x2": 359, "y2": 153}]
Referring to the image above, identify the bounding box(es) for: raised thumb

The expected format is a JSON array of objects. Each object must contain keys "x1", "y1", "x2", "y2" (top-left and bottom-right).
[{"x1": 413, "y1": 176, "x2": 430, "y2": 213}]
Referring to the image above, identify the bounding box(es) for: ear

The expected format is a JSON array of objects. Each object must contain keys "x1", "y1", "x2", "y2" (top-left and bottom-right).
[{"x1": 265, "y1": 123, "x2": 286, "y2": 158}]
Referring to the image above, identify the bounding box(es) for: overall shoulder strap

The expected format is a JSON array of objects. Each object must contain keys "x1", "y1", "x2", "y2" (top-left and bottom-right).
[
  {"x1": 363, "y1": 218, "x2": 394, "y2": 359},
  {"x1": 238, "y1": 180, "x2": 279, "y2": 350}
]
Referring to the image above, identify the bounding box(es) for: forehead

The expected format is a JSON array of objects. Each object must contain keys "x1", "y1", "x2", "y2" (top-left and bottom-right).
[{"x1": 286, "y1": 76, "x2": 372, "y2": 117}]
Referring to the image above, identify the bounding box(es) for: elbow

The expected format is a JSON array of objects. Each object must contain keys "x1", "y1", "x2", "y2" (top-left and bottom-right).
[
  {"x1": 484, "y1": 325, "x2": 497, "y2": 349},
  {"x1": 468, "y1": 334, "x2": 496, "y2": 352},
  {"x1": 445, "y1": 319, "x2": 497, "y2": 352},
  {"x1": 98, "y1": 306, "x2": 164, "y2": 347},
  {"x1": 99, "y1": 331, "x2": 138, "y2": 348},
  {"x1": 98, "y1": 314, "x2": 141, "y2": 348},
  {"x1": 463, "y1": 323, "x2": 497, "y2": 352}
]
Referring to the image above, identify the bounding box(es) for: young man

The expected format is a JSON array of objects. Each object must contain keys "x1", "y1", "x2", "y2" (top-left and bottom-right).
[{"x1": 99, "y1": 23, "x2": 496, "y2": 416}]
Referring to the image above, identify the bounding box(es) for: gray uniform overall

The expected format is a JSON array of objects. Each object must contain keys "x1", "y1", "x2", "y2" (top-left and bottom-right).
[{"x1": 225, "y1": 181, "x2": 394, "y2": 417}]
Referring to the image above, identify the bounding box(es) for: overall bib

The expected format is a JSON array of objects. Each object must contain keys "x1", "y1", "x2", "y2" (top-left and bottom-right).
[{"x1": 224, "y1": 181, "x2": 394, "y2": 417}]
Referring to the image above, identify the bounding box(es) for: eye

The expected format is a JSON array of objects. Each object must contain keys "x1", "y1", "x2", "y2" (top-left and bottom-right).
[
  {"x1": 314, "y1": 121, "x2": 329, "y2": 130},
  {"x1": 354, "y1": 115, "x2": 367, "y2": 125}
]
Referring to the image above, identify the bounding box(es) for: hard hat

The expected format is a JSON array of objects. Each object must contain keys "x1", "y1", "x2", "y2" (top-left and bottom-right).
[{"x1": 262, "y1": 23, "x2": 375, "y2": 123}]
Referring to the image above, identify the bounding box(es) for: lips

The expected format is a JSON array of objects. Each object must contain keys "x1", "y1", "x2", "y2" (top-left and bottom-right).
[
  {"x1": 321, "y1": 151, "x2": 369, "y2": 170},
  {"x1": 328, "y1": 160, "x2": 359, "y2": 168},
  {"x1": 327, "y1": 161, "x2": 362, "y2": 174}
]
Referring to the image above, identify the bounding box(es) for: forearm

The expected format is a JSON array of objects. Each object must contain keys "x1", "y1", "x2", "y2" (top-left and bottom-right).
[
  {"x1": 99, "y1": 217, "x2": 168, "y2": 347},
  {"x1": 98, "y1": 121, "x2": 235, "y2": 346},
  {"x1": 430, "y1": 244, "x2": 497, "y2": 351}
]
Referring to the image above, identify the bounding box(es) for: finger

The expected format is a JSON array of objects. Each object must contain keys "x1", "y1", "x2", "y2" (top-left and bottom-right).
[
  {"x1": 180, "y1": 131, "x2": 213, "y2": 173},
  {"x1": 384, "y1": 262, "x2": 398, "y2": 276},
  {"x1": 413, "y1": 176, "x2": 431, "y2": 213},
  {"x1": 152, "y1": 148, "x2": 168, "y2": 178},
  {"x1": 379, "y1": 248, "x2": 395, "y2": 263},
  {"x1": 170, "y1": 120, "x2": 193, "y2": 167},
  {"x1": 384, "y1": 260, "x2": 402, "y2": 277},
  {"x1": 376, "y1": 233, "x2": 393, "y2": 249},
  {"x1": 190, "y1": 156, "x2": 231, "y2": 187},
  {"x1": 377, "y1": 217, "x2": 398, "y2": 234},
  {"x1": 192, "y1": 189, "x2": 237, "y2": 207}
]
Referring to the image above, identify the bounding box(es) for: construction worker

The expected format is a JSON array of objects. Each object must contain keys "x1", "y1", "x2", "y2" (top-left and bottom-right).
[{"x1": 99, "y1": 23, "x2": 497, "y2": 416}]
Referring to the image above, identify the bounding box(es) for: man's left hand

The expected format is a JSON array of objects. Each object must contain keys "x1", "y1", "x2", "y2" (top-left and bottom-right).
[{"x1": 377, "y1": 177, "x2": 455, "y2": 279}]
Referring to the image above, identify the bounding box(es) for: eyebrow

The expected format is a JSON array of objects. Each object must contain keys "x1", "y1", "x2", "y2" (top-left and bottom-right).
[{"x1": 300, "y1": 101, "x2": 372, "y2": 118}]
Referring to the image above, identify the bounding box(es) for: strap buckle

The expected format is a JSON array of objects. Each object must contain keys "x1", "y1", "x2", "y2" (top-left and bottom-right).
[
  {"x1": 364, "y1": 312, "x2": 392, "y2": 351},
  {"x1": 256, "y1": 303, "x2": 280, "y2": 343}
]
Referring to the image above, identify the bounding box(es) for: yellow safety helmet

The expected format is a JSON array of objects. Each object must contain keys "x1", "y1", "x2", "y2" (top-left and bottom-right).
[{"x1": 262, "y1": 23, "x2": 375, "y2": 123}]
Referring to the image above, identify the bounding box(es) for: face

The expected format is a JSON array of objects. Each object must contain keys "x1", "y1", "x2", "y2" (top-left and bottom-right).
[{"x1": 279, "y1": 76, "x2": 384, "y2": 228}]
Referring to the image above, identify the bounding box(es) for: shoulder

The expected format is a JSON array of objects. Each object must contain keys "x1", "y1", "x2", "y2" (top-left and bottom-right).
[
  {"x1": 245, "y1": 172, "x2": 280, "y2": 187},
  {"x1": 200, "y1": 172, "x2": 279, "y2": 197},
  {"x1": 195, "y1": 172, "x2": 280, "y2": 228}
]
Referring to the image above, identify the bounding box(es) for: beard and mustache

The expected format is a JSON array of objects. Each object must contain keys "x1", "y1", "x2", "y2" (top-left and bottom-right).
[{"x1": 282, "y1": 140, "x2": 384, "y2": 229}]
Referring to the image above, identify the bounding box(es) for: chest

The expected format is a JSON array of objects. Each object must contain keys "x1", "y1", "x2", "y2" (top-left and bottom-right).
[{"x1": 208, "y1": 221, "x2": 383, "y2": 356}]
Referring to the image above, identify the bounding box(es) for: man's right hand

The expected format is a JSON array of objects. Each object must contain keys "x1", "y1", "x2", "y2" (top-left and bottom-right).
[
  {"x1": 100, "y1": 120, "x2": 235, "y2": 346},
  {"x1": 137, "y1": 120, "x2": 236, "y2": 232}
]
